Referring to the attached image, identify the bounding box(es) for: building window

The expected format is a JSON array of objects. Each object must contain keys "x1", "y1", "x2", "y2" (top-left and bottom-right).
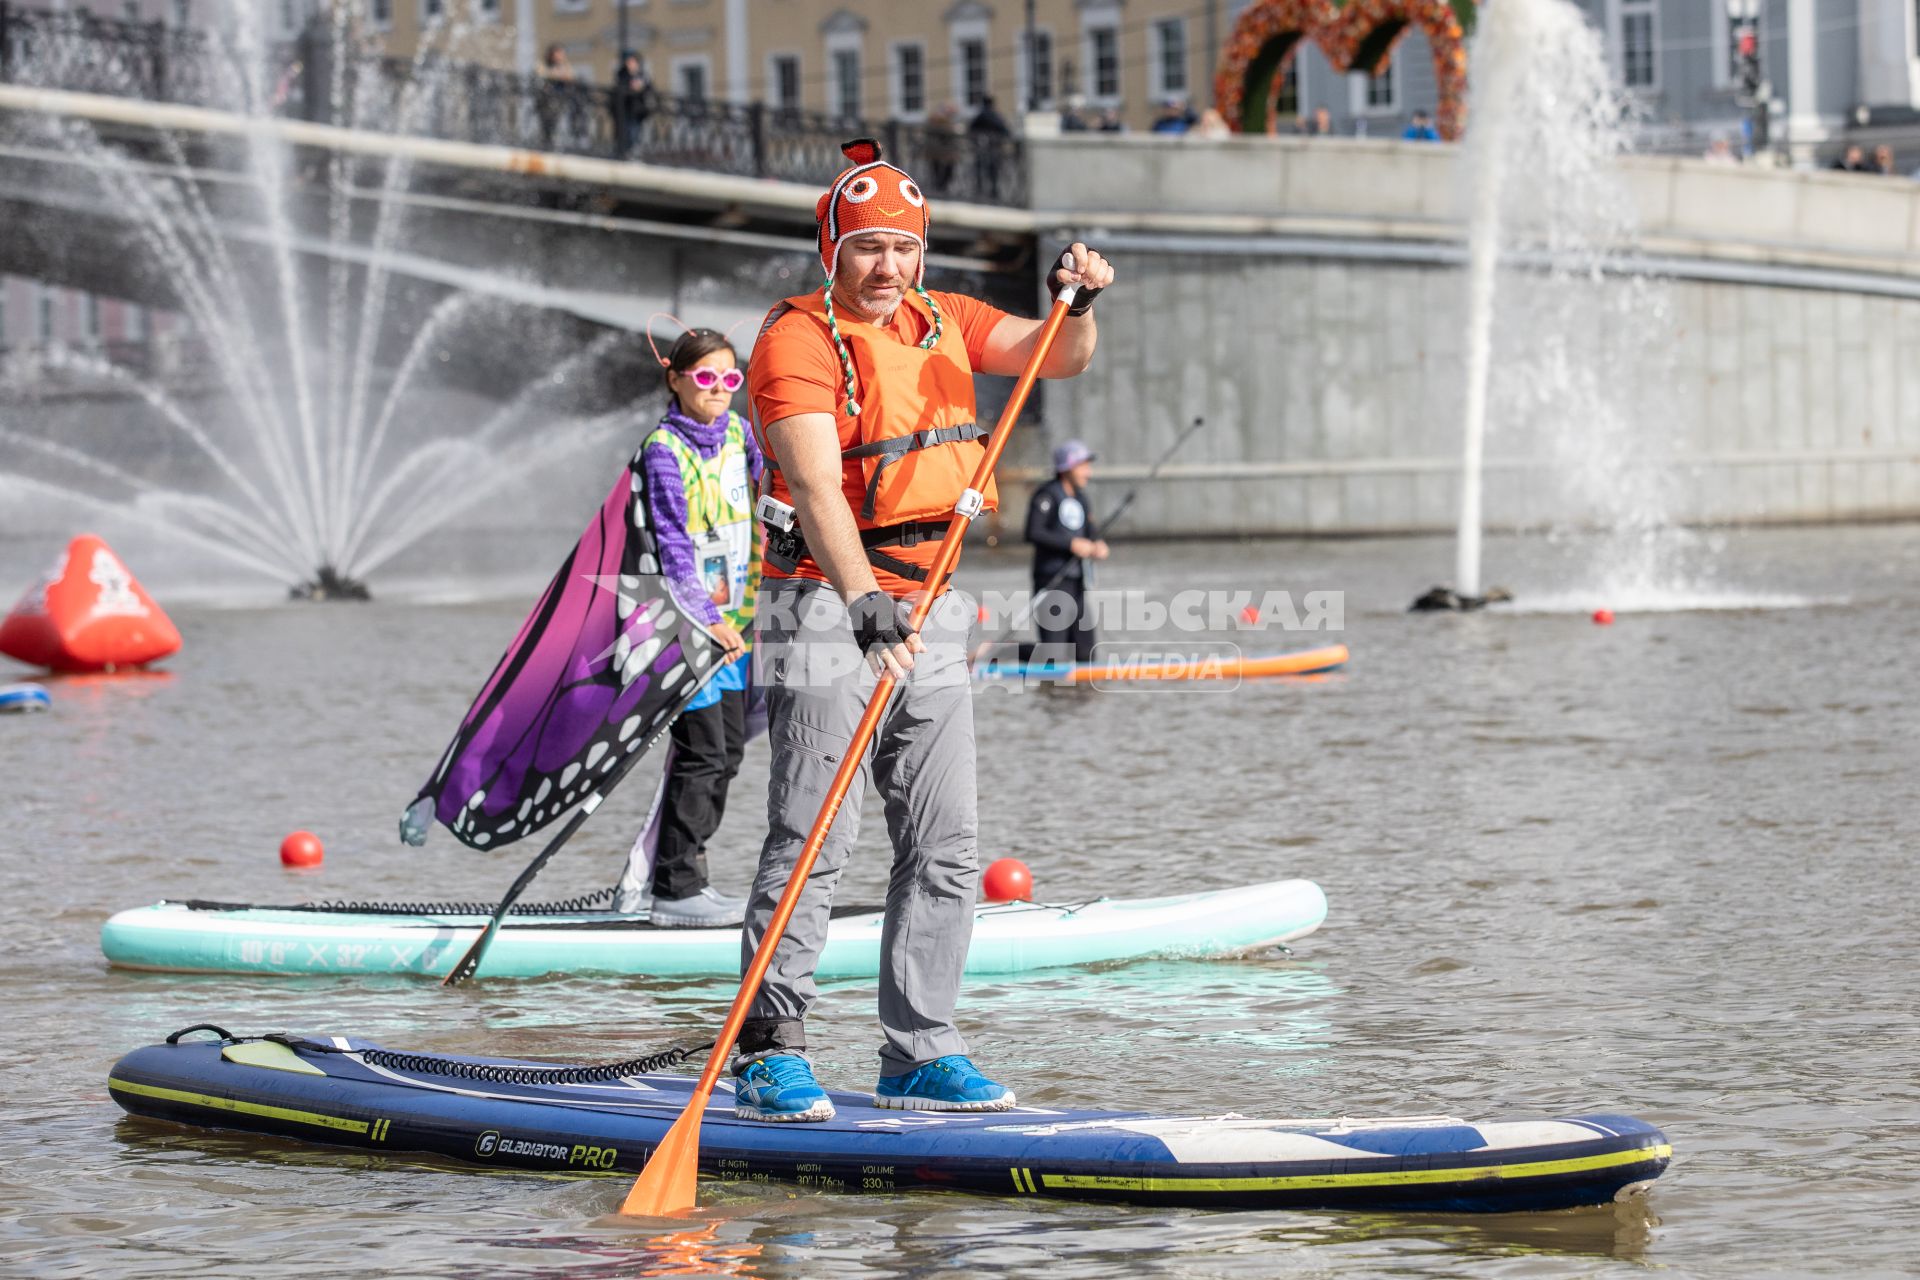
[
  {"x1": 37, "y1": 288, "x2": 54, "y2": 343},
  {"x1": 1347, "y1": 56, "x2": 1397, "y2": 116},
  {"x1": 368, "y1": 0, "x2": 392, "y2": 29},
  {"x1": 125, "y1": 304, "x2": 145, "y2": 343},
  {"x1": 1150, "y1": 18, "x2": 1187, "y2": 100},
  {"x1": 85, "y1": 294, "x2": 101, "y2": 340},
  {"x1": 1616, "y1": 0, "x2": 1658, "y2": 90},
  {"x1": 1020, "y1": 28, "x2": 1054, "y2": 109},
  {"x1": 1274, "y1": 59, "x2": 1299, "y2": 118},
  {"x1": 171, "y1": 0, "x2": 191, "y2": 25},
  {"x1": 959, "y1": 36, "x2": 988, "y2": 106},
  {"x1": 420, "y1": 0, "x2": 443, "y2": 23},
  {"x1": 832, "y1": 47, "x2": 861, "y2": 119},
  {"x1": 769, "y1": 54, "x2": 801, "y2": 111},
  {"x1": 125, "y1": 1, "x2": 142, "y2": 21},
  {"x1": 475, "y1": 0, "x2": 499, "y2": 21},
  {"x1": 674, "y1": 56, "x2": 710, "y2": 101},
  {"x1": 947, "y1": 7, "x2": 991, "y2": 110},
  {"x1": 1085, "y1": 19, "x2": 1120, "y2": 103},
  {"x1": 892, "y1": 42, "x2": 926, "y2": 119}
]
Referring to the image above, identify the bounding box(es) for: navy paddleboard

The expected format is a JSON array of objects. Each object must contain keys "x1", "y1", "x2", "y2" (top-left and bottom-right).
[{"x1": 109, "y1": 1031, "x2": 1671, "y2": 1213}]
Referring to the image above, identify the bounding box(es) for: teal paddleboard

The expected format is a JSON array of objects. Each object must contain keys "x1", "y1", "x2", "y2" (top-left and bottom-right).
[{"x1": 101, "y1": 878, "x2": 1327, "y2": 979}]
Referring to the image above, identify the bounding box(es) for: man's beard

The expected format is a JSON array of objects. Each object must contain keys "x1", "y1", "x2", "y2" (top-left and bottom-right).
[{"x1": 851, "y1": 281, "x2": 904, "y2": 324}]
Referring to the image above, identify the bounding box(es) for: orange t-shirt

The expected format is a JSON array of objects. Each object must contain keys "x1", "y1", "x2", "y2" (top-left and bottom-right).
[{"x1": 748, "y1": 289, "x2": 1011, "y2": 596}]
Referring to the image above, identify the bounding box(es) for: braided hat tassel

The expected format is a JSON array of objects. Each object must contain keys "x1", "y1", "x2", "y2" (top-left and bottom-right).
[{"x1": 821, "y1": 278, "x2": 862, "y2": 417}]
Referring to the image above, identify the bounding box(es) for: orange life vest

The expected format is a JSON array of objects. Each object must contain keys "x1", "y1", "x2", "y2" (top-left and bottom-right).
[{"x1": 758, "y1": 289, "x2": 998, "y2": 584}]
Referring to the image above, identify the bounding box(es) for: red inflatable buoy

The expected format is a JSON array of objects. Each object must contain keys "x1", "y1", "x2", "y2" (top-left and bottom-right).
[
  {"x1": 280, "y1": 831, "x2": 325, "y2": 868},
  {"x1": 0, "y1": 535, "x2": 182, "y2": 673},
  {"x1": 982, "y1": 858, "x2": 1033, "y2": 903}
]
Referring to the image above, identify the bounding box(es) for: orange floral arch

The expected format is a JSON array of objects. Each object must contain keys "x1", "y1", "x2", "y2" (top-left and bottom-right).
[{"x1": 1214, "y1": 0, "x2": 1474, "y2": 140}]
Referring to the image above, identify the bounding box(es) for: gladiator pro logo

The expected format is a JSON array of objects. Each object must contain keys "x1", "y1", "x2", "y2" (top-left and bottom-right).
[{"x1": 473, "y1": 1130, "x2": 618, "y2": 1169}]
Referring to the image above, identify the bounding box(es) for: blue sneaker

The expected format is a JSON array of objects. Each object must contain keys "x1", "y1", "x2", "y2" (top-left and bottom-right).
[
  {"x1": 874, "y1": 1055, "x2": 1015, "y2": 1112},
  {"x1": 732, "y1": 1053, "x2": 835, "y2": 1122}
]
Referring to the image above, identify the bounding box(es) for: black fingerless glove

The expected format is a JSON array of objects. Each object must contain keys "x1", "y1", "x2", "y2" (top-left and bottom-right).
[
  {"x1": 1049, "y1": 251, "x2": 1104, "y2": 317},
  {"x1": 848, "y1": 590, "x2": 916, "y2": 655}
]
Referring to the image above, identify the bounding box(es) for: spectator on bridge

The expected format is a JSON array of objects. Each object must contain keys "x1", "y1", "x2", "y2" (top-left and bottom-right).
[
  {"x1": 1872, "y1": 145, "x2": 1898, "y2": 176},
  {"x1": 1301, "y1": 106, "x2": 1334, "y2": 137},
  {"x1": 1402, "y1": 109, "x2": 1440, "y2": 142},
  {"x1": 969, "y1": 96, "x2": 1013, "y2": 200},
  {"x1": 926, "y1": 103, "x2": 962, "y2": 194},
  {"x1": 1703, "y1": 136, "x2": 1738, "y2": 165},
  {"x1": 1097, "y1": 107, "x2": 1126, "y2": 133},
  {"x1": 1151, "y1": 98, "x2": 1196, "y2": 134},
  {"x1": 1830, "y1": 144, "x2": 1869, "y2": 173},
  {"x1": 1060, "y1": 95, "x2": 1092, "y2": 132},
  {"x1": 540, "y1": 44, "x2": 589, "y2": 151},
  {"x1": 613, "y1": 51, "x2": 657, "y2": 158},
  {"x1": 1192, "y1": 107, "x2": 1230, "y2": 140}
]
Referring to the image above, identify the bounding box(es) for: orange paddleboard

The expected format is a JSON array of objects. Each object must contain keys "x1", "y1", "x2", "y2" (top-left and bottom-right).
[{"x1": 979, "y1": 643, "x2": 1349, "y2": 684}]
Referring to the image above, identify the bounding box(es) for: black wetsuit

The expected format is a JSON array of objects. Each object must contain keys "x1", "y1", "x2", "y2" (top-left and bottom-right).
[{"x1": 1025, "y1": 476, "x2": 1098, "y2": 665}]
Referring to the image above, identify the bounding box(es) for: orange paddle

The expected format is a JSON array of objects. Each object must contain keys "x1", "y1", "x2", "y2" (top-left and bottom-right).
[{"x1": 620, "y1": 283, "x2": 1079, "y2": 1217}]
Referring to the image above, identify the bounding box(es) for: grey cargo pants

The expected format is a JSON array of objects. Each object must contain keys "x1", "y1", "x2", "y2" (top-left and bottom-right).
[{"x1": 740, "y1": 577, "x2": 979, "y2": 1074}]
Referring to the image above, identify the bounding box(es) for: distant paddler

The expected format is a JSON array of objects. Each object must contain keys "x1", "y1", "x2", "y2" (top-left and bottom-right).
[{"x1": 1025, "y1": 438, "x2": 1108, "y2": 667}]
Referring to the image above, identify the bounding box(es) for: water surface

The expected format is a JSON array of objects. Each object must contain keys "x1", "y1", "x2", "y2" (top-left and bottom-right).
[{"x1": 2, "y1": 527, "x2": 1916, "y2": 1277}]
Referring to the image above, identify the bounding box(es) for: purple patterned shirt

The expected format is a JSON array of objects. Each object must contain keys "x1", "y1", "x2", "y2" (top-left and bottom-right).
[{"x1": 640, "y1": 405, "x2": 763, "y2": 626}]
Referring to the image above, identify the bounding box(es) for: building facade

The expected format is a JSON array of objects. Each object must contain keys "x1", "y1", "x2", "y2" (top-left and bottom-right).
[
  {"x1": 362, "y1": 0, "x2": 1235, "y2": 133},
  {"x1": 341, "y1": 1, "x2": 1920, "y2": 165},
  {"x1": 1244, "y1": 0, "x2": 1920, "y2": 165}
]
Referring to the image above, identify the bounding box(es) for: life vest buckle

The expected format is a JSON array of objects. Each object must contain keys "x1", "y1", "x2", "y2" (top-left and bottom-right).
[
  {"x1": 764, "y1": 525, "x2": 805, "y2": 575},
  {"x1": 954, "y1": 487, "x2": 986, "y2": 520}
]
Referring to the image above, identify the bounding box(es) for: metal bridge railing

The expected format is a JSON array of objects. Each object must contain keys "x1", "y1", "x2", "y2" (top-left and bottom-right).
[{"x1": 0, "y1": 4, "x2": 1029, "y2": 207}]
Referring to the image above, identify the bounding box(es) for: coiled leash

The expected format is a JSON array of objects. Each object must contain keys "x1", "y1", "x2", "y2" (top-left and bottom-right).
[{"x1": 165, "y1": 1024, "x2": 712, "y2": 1086}]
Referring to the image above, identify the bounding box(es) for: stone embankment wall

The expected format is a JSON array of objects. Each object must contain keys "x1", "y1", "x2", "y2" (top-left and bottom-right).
[{"x1": 1015, "y1": 135, "x2": 1920, "y2": 534}]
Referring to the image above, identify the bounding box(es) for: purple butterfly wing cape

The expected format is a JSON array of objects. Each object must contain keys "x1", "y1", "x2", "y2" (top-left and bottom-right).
[{"x1": 413, "y1": 453, "x2": 725, "y2": 850}]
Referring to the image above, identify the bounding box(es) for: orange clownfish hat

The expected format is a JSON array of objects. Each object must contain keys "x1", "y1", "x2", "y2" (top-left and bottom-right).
[{"x1": 816, "y1": 137, "x2": 930, "y2": 284}]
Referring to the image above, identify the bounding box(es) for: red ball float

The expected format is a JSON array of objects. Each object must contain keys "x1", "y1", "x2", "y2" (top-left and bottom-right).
[
  {"x1": 279, "y1": 830, "x2": 324, "y2": 868},
  {"x1": 981, "y1": 857, "x2": 1033, "y2": 902},
  {"x1": 1592, "y1": 608, "x2": 1615, "y2": 626}
]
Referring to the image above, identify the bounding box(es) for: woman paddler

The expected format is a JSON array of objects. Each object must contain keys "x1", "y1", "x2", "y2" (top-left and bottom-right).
[{"x1": 631, "y1": 327, "x2": 764, "y2": 928}]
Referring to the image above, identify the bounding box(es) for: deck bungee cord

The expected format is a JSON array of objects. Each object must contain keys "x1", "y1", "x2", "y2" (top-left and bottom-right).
[
  {"x1": 176, "y1": 887, "x2": 620, "y2": 917},
  {"x1": 165, "y1": 1025, "x2": 715, "y2": 1088}
]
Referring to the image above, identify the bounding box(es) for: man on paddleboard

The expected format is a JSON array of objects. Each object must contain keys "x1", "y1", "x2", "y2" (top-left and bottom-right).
[{"x1": 736, "y1": 139, "x2": 1113, "y2": 1121}]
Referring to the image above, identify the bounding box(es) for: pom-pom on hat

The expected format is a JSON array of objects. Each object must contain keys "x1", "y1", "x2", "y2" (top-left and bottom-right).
[{"x1": 816, "y1": 137, "x2": 931, "y2": 283}]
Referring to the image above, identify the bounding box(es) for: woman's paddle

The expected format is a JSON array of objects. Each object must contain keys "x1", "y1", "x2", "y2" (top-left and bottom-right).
[{"x1": 619, "y1": 275, "x2": 1081, "y2": 1218}]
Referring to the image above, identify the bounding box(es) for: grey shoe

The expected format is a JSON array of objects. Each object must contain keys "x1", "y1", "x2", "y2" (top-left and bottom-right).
[{"x1": 648, "y1": 885, "x2": 747, "y2": 928}]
